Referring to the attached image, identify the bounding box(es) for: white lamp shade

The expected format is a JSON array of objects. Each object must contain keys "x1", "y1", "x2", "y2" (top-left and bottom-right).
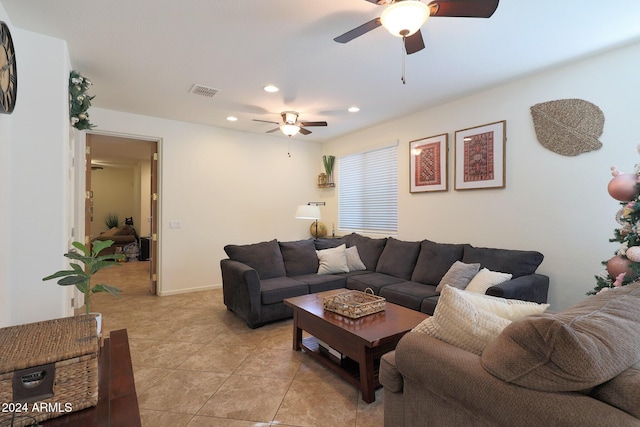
[
  {"x1": 280, "y1": 124, "x2": 301, "y2": 137},
  {"x1": 295, "y1": 205, "x2": 321, "y2": 220},
  {"x1": 380, "y1": 0, "x2": 430, "y2": 37}
]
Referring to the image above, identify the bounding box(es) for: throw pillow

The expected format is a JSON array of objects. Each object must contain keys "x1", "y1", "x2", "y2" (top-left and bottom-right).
[
  {"x1": 481, "y1": 282, "x2": 640, "y2": 392},
  {"x1": 279, "y1": 239, "x2": 319, "y2": 276},
  {"x1": 465, "y1": 268, "x2": 513, "y2": 294},
  {"x1": 462, "y1": 245, "x2": 544, "y2": 278},
  {"x1": 345, "y1": 246, "x2": 366, "y2": 272},
  {"x1": 224, "y1": 239, "x2": 286, "y2": 279},
  {"x1": 411, "y1": 240, "x2": 465, "y2": 285},
  {"x1": 375, "y1": 237, "x2": 421, "y2": 281},
  {"x1": 436, "y1": 261, "x2": 480, "y2": 292},
  {"x1": 450, "y1": 286, "x2": 549, "y2": 320},
  {"x1": 413, "y1": 285, "x2": 511, "y2": 355},
  {"x1": 317, "y1": 244, "x2": 349, "y2": 275}
]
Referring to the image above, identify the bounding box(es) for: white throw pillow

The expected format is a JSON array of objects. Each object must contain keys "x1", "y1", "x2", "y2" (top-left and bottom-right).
[
  {"x1": 451, "y1": 286, "x2": 549, "y2": 320},
  {"x1": 317, "y1": 244, "x2": 349, "y2": 274},
  {"x1": 413, "y1": 285, "x2": 511, "y2": 355},
  {"x1": 465, "y1": 268, "x2": 513, "y2": 294},
  {"x1": 345, "y1": 246, "x2": 366, "y2": 272}
]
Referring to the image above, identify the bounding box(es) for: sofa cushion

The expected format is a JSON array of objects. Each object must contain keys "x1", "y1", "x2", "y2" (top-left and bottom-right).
[
  {"x1": 436, "y1": 261, "x2": 480, "y2": 292},
  {"x1": 259, "y1": 276, "x2": 308, "y2": 305},
  {"x1": 343, "y1": 233, "x2": 387, "y2": 271},
  {"x1": 345, "y1": 246, "x2": 367, "y2": 272},
  {"x1": 411, "y1": 240, "x2": 465, "y2": 285},
  {"x1": 376, "y1": 238, "x2": 421, "y2": 281},
  {"x1": 346, "y1": 272, "x2": 405, "y2": 294},
  {"x1": 462, "y1": 245, "x2": 543, "y2": 278},
  {"x1": 380, "y1": 282, "x2": 439, "y2": 311},
  {"x1": 224, "y1": 239, "x2": 287, "y2": 279},
  {"x1": 465, "y1": 268, "x2": 512, "y2": 294},
  {"x1": 279, "y1": 239, "x2": 319, "y2": 276},
  {"x1": 317, "y1": 244, "x2": 349, "y2": 274},
  {"x1": 413, "y1": 285, "x2": 511, "y2": 355},
  {"x1": 290, "y1": 273, "x2": 346, "y2": 294},
  {"x1": 481, "y1": 282, "x2": 640, "y2": 392},
  {"x1": 590, "y1": 364, "x2": 640, "y2": 419},
  {"x1": 314, "y1": 237, "x2": 346, "y2": 250}
]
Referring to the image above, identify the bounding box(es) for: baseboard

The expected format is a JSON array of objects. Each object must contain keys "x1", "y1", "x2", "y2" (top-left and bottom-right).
[{"x1": 158, "y1": 283, "x2": 222, "y2": 296}]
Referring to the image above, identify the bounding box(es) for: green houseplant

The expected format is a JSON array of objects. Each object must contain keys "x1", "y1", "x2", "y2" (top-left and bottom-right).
[
  {"x1": 104, "y1": 213, "x2": 120, "y2": 230},
  {"x1": 43, "y1": 240, "x2": 124, "y2": 315}
]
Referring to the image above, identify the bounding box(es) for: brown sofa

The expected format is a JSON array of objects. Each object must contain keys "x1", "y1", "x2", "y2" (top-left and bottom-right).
[
  {"x1": 380, "y1": 283, "x2": 640, "y2": 426},
  {"x1": 91, "y1": 225, "x2": 137, "y2": 255}
]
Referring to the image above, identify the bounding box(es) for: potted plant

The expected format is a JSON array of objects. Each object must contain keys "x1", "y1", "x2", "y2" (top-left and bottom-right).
[
  {"x1": 323, "y1": 155, "x2": 335, "y2": 184},
  {"x1": 104, "y1": 213, "x2": 120, "y2": 229},
  {"x1": 43, "y1": 240, "x2": 124, "y2": 333}
]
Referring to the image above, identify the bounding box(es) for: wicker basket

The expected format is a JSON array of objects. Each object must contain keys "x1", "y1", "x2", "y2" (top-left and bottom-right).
[
  {"x1": 323, "y1": 288, "x2": 386, "y2": 319},
  {"x1": 0, "y1": 315, "x2": 100, "y2": 427}
]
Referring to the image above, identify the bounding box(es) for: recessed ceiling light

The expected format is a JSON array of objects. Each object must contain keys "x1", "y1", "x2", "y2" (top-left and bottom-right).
[
  {"x1": 264, "y1": 85, "x2": 279, "y2": 93},
  {"x1": 226, "y1": 116, "x2": 238, "y2": 122},
  {"x1": 348, "y1": 106, "x2": 360, "y2": 113}
]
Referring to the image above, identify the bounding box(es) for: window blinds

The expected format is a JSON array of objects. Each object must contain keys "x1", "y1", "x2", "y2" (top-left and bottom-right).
[{"x1": 338, "y1": 144, "x2": 398, "y2": 234}]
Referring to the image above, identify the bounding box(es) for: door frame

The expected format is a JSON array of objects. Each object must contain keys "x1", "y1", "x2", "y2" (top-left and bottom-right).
[{"x1": 78, "y1": 129, "x2": 162, "y2": 295}]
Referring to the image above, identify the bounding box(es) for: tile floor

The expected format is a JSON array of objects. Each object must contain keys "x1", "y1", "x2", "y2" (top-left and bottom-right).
[{"x1": 91, "y1": 261, "x2": 385, "y2": 427}]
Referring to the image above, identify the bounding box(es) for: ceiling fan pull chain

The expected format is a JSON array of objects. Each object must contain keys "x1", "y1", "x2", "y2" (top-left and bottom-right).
[{"x1": 401, "y1": 37, "x2": 407, "y2": 85}]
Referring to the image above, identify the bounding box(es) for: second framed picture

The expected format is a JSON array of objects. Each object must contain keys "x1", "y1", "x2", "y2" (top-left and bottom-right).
[
  {"x1": 409, "y1": 133, "x2": 448, "y2": 193},
  {"x1": 454, "y1": 121, "x2": 506, "y2": 190}
]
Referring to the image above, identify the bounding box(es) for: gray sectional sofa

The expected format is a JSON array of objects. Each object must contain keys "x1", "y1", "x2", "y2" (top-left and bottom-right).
[{"x1": 221, "y1": 233, "x2": 549, "y2": 328}]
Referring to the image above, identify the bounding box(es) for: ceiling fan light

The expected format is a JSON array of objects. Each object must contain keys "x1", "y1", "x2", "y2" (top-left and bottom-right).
[
  {"x1": 280, "y1": 124, "x2": 301, "y2": 137},
  {"x1": 380, "y1": 1, "x2": 430, "y2": 38}
]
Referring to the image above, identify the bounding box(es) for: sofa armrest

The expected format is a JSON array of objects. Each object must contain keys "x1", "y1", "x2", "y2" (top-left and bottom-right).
[
  {"x1": 220, "y1": 259, "x2": 262, "y2": 327},
  {"x1": 485, "y1": 273, "x2": 549, "y2": 303},
  {"x1": 393, "y1": 332, "x2": 639, "y2": 426}
]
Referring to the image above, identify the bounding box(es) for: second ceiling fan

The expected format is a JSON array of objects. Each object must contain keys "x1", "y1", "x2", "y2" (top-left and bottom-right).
[{"x1": 334, "y1": 0, "x2": 500, "y2": 55}]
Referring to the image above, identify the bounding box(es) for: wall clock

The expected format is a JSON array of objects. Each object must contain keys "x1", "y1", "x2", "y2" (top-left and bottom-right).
[{"x1": 0, "y1": 21, "x2": 17, "y2": 114}]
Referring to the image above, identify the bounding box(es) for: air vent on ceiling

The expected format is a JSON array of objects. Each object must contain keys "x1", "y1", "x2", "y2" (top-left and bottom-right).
[{"x1": 189, "y1": 84, "x2": 219, "y2": 98}]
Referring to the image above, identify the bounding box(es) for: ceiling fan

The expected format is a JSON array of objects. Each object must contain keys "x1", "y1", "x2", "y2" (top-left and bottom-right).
[
  {"x1": 253, "y1": 111, "x2": 328, "y2": 137},
  {"x1": 334, "y1": 0, "x2": 500, "y2": 55}
]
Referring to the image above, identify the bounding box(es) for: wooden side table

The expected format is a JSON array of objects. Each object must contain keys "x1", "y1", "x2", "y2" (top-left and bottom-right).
[{"x1": 43, "y1": 329, "x2": 140, "y2": 426}]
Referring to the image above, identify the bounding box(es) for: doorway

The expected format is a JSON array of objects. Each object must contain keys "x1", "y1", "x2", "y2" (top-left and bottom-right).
[{"x1": 85, "y1": 133, "x2": 159, "y2": 294}]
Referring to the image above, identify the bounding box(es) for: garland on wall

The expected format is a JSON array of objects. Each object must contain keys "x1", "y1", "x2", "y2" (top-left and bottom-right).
[{"x1": 69, "y1": 70, "x2": 95, "y2": 130}]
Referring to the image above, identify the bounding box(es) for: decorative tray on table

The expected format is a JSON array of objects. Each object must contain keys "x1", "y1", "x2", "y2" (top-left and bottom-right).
[{"x1": 323, "y1": 288, "x2": 386, "y2": 319}]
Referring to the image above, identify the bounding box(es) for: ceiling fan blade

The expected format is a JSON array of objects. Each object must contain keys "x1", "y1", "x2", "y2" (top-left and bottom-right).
[
  {"x1": 428, "y1": 0, "x2": 499, "y2": 18},
  {"x1": 266, "y1": 127, "x2": 280, "y2": 133},
  {"x1": 334, "y1": 18, "x2": 381, "y2": 44},
  {"x1": 404, "y1": 30, "x2": 425, "y2": 55},
  {"x1": 299, "y1": 128, "x2": 312, "y2": 135},
  {"x1": 300, "y1": 121, "x2": 328, "y2": 127},
  {"x1": 253, "y1": 119, "x2": 279, "y2": 125}
]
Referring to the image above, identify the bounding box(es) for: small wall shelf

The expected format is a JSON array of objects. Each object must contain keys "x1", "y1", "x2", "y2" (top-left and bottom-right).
[{"x1": 318, "y1": 183, "x2": 335, "y2": 188}]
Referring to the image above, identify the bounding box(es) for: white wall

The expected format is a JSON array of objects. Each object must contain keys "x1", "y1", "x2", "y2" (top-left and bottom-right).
[
  {"x1": 89, "y1": 108, "x2": 324, "y2": 296},
  {"x1": 322, "y1": 42, "x2": 640, "y2": 311},
  {"x1": 0, "y1": 4, "x2": 73, "y2": 327}
]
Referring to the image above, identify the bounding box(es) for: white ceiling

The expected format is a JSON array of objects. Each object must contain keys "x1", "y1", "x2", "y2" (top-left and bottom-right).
[{"x1": 4, "y1": 0, "x2": 640, "y2": 143}]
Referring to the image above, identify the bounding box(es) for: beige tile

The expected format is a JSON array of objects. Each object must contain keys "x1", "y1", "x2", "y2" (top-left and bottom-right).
[
  {"x1": 132, "y1": 365, "x2": 173, "y2": 394},
  {"x1": 138, "y1": 369, "x2": 229, "y2": 414},
  {"x1": 197, "y1": 375, "x2": 292, "y2": 423},
  {"x1": 356, "y1": 387, "x2": 385, "y2": 427},
  {"x1": 140, "y1": 409, "x2": 194, "y2": 427},
  {"x1": 234, "y1": 347, "x2": 303, "y2": 379},
  {"x1": 187, "y1": 415, "x2": 270, "y2": 426},
  {"x1": 274, "y1": 375, "x2": 358, "y2": 427},
  {"x1": 129, "y1": 338, "x2": 205, "y2": 368},
  {"x1": 178, "y1": 342, "x2": 252, "y2": 373}
]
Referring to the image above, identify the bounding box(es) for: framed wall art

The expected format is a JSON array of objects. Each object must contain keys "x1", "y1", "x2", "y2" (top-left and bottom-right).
[
  {"x1": 454, "y1": 121, "x2": 506, "y2": 190},
  {"x1": 409, "y1": 133, "x2": 448, "y2": 193}
]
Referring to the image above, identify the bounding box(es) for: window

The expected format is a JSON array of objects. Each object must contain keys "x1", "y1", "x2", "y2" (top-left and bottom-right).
[{"x1": 338, "y1": 143, "x2": 398, "y2": 234}]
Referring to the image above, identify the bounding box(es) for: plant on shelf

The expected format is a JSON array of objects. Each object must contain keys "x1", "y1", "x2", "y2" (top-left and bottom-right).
[
  {"x1": 43, "y1": 240, "x2": 124, "y2": 314},
  {"x1": 323, "y1": 155, "x2": 335, "y2": 184},
  {"x1": 69, "y1": 70, "x2": 96, "y2": 130},
  {"x1": 104, "y1": 213, "x2": 120, "y2": 229}
]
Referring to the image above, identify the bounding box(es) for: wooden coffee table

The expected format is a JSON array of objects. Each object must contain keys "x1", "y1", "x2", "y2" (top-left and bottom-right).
[{"x1": 284, "y1": 289, "x2": 428, "y2": 403}]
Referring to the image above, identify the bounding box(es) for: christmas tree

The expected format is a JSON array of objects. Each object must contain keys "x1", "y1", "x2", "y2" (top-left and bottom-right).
[{"x1": 591, "y1": 158, "x2": 640, "y2": 295}]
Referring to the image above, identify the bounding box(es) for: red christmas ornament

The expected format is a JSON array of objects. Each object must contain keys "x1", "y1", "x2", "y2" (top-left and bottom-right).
[
  {"x1": 608, "y1": 173, "x2": 640, "y2": 201},
  {"x1": 606, "y1": 255, "x2": 634, "y2": 278}
]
